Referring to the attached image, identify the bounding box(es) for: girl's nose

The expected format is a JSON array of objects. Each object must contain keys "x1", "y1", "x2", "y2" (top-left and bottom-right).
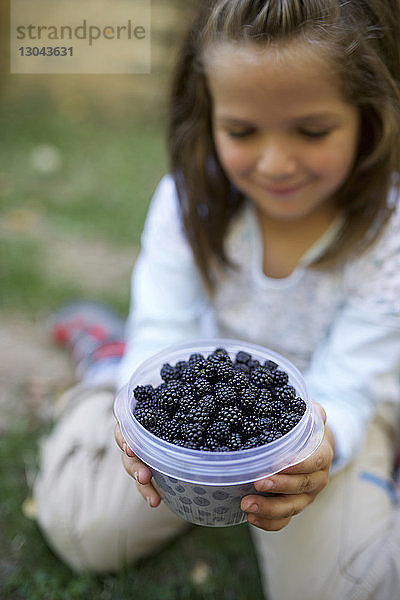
[{"x1": 256, "y1": 137, "x2": 297, "y2": 180}]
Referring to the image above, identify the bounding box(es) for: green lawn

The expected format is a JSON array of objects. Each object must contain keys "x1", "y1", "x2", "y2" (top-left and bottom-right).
[{"x1": 0, "y1": 93, "x2": 265, "y2": 599}]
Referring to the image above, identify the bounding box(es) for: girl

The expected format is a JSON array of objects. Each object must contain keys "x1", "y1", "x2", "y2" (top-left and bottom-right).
[{"x1": 34, "y1": 1, "x2": 400, "y2": 599}]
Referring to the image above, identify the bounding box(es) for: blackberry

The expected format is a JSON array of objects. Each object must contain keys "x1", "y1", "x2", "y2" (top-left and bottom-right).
[
  {"x1": 158, "y1": 381, "x2": 182, "y2": 413},
  {"x1": 252, "y1": 398, "x2": 273, "y2": 417},
  {"x1": 242, "y1": 436, "x2": 260, "y2": 449},
  {"x1": 175, "y1": 360, "x2": 189, "y2": 377},
  {"x1": 234, "y1": 362, "x2": 250, "y2": 374},
  {"x1": 178, "y1": 384, "x2": 197, "y2": 411},
  {"x1": 180, "y1": 365, "x2": 197, "y2": 384},
  {"x1": 215, "y1": 361, "x2": 235, "y2": 382},
  {"x1": 274, "y1": 384, "x2": 296, "y2": 402},
  {"x1": 219, "y1": 406, "x2": 244, "y2": 431},
  {"x1": 259, "y1": 430, "x2": 283, "y2": 444},
  {"x1": 273, "y1": 369, "x2": 289, "y2": 386},
  {"x1": 207, "y1": 420, "x2": 230, "y2": 442},
  {"x1": 251, "y1": 366, "x2": 274, "y2": 388},
  {"x1": 214, "y1": 382, "x2": 237, "y2": 406},
  {"x1": 211, "y1": 347, "x2": 230, "y2": 360},
  {"x1": 231, "y1": 369, "x2": 249, "y2": 391},
  {"x1": 289, "y1": 396, "x2": 307, "y2": 415},
  {"x1": 193, "y1": 377, "x2": 213, "y2": 398},
  {"x1": 239, "y1": 384, "x2": 259, "y2": 410},
  {"x1": 235, "y1": 350, "x2": 252, "y2": 364},
  {"x1": 160, "y1": 362, "x2": 177, "y2": 382},
  {"x1": 259, "y1": 388, "x2": 273, "y2": 403},
  {"x1": 241, "y1": 417, "x2": 260, "y2": 438},
  {"x1": 158, "y1": 418, "x2": 181, "y2": 442},
  {"x1": 227, "y1": 432, "x2": 242, "y2": 451},
  {"x1": 279, "y1": 412, "x2": 302, "y2": 434},
  {"x1": 247, "y1": 358, "x2": 261, "y2": 372},
  {"x1": 135, "y1": 407, "x2": 157, "y2": 430},
  {"x1": 189, "y1": 352, "x2": 205, "y2": 365},
  {"x1": 181, "y1": 422, "x2": 204, "y2": 446},
  {"x1": 264, "y1": 359, "x2": 278, "y2": 371},
  {"x1": 134, "y1": 385, "x2": 154, "y2": 403}
]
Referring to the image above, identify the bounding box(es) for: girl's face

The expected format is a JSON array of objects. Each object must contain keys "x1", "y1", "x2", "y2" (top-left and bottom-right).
[{"x1": 207, "y1": 42, "x2": 360, "y2": 223}]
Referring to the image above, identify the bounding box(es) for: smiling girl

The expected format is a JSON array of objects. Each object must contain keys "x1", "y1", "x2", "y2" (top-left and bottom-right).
[{"x1": 35, "y1": 2, "x2": 400, "y2": 599}]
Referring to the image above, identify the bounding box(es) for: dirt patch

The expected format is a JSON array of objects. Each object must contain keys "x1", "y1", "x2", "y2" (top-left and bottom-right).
[
  {"x1": 0, "y1": 216, "x2": 137, "y2": 431},
  {"x1": 0, "y1": 313, "x2": 75, "y2": 430}
]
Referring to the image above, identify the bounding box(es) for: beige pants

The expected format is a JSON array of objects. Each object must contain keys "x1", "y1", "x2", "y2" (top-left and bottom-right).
[{"x1": 33, "y1": 383, "x2": 400, "y2": 600}]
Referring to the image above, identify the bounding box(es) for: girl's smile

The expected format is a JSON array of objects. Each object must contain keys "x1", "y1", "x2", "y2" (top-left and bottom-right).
[{"x1": 207, "y1": 42, "x2": 360, "y2": 226}]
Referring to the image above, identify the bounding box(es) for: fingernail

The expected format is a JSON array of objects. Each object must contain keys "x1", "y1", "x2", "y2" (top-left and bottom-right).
[
  {"x1": 125, "y1": 445, "x2": 135, "y2": 457},
  {"x1": 146, "y1": 496, "x2": 152, "y2": 508},
  {"x1": 133, "y1": 471, "x2": 139, "y2": 482},
  {"x1": 243, "y1": 502, "x2": 259, "y2": 514},
  {"x1": 122, "y1": 442, "x2": 127, "y2": 454},
  {"x1": 256, "y1": 478, "x2": 274, "y2": 492}
]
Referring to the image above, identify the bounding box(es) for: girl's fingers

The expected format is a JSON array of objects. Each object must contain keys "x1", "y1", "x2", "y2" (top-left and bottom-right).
[
  {"x1": 242, "y1": 492, "x2": 311, "y2": 525},
  {"x1": 115, "y1": 423, "x2": 162, "y2": 507}
]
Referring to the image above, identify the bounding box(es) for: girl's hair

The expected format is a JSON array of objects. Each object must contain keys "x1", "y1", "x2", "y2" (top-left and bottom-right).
[{"x1": 167, "y1": 0, "x2": 400, "y2": 290}]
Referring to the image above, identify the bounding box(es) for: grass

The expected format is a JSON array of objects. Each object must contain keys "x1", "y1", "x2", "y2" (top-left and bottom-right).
[{"x1": 0, "y1": 93, "x2": 265, "y2": 599}]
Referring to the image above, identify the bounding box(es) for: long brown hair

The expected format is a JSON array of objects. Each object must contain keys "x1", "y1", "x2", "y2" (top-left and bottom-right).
[{"x1": 168, "y1": 0, "x2": 400, "y2": 290}]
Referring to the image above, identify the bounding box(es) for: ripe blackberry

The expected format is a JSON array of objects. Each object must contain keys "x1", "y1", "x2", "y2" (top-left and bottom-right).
[
  {"x1": 227, "y1": 432, "x2": 242, "y2": 451},
  {"x1": 259, "y1": 388, "x2": 273, "y2": 403},
  {"x1": 289, "y1": 396, "x2": 307, "y2": 415},
  {"x1": 134, "y1": 384, "x2": 154, "y2": 403},
  {"x1": 242, "y1": 436, "x2": 260, "y2": 449},
  {"x1": 135, "y1": 407, "x2": 157, "y2": 430},
  {"x1": 193, "y1": 377, "x2": 213, "y2": 398},
  {"x1": 219, "y1": 406, "x2": 244, "y2": 431},
  {"x1": 252, "y1": 398, "x2": 273, "y2": 417},
  {"x1": 241, "y1": 418, "x2": 260, "y2": 438},
  {"x1": 158, "y1": 381, "x2": 182, "y2": 413},
  {"x1": 178, "y1": 389, "x2": 197, "y2": 412},
  {"x1": 188, "y1": 352, "x2": 205, "y2": 365},
  {"x1": 158, "y1": 418, "x2": 181, "y2": 442},
  {"x1": 247, "y1": 358, "x2": 261, "y2": 372},
  {"x1": 235, "y1": 350, "x2": 252, "y2": 364},
  {"x1": 180, "y1": 365, "x2": 197, "y2": 384},
  {"x1": 273, "y1": 369, "x2": 289, "y2": 386},
  {"x1": 279, "y1": 412, "x2": 302, "y2": 434},
  {"x1": 274, "y1": 384, "x2": 296, "y2": 402},
  {"x1": 259, "y1": 430, "x2": 283, "y2": 444},
  {"x1": 215, "y1": 361, "x2": 235, "y2": 382},
  {"x1": 214, "y1": 382, "x2": 237, "y2": 406},
  {"x1": 160, "y1": 362, "x2": 177, "y2": 382},
  {"x1": 211, "y1": 347, "x2": 230, "y2": 361},
  {"x1": 239, "y1": 384, "x2": 259, "y2": 410},
  {"x1": 234, "y1": 362, "x2": 250, "y2": 374},
  {"x1": 182, "y1": 422, "x2": 204, "y2": 446},
  {"x1": 264, "y1": 359, "x2": 278, "y2": 371},
  {"x1": 251, "y1": 366, "x2": 274, "y2": 388},
  {"x1": 175, "y1": 360, "x2": 189, "y2": 377},
  {"x1": 207, "y1": 420, "x2": 230, "y2": 442},
  {"x1": 231, "y1": 369, "x2": 249, "y2": 391}
]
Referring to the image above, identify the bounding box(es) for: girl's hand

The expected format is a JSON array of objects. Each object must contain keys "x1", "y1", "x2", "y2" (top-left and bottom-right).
[
  {"x1": 114, "y1": 423, "x2": 161, "y2": 508},
  {"x1": 241, "y1": 404, "x2": 335, "y2": 531}
]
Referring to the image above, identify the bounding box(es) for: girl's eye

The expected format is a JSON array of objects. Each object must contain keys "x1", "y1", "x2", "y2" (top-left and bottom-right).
[
  {"x1": 298, "y1": 129, "x2": 331, "y2": 139},
  {"x1": 226, "y1": 128, "x2": 255, "y2": 139}
]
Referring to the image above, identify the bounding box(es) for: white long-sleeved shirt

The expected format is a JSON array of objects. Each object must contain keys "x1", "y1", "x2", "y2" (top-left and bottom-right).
[{"x1": 118, "y1": 175, "x2": 400, "y2": 470}]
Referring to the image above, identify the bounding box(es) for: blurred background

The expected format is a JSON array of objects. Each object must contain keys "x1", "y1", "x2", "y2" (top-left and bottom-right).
[{"x1": 0, "y1": 1, "x2": 265, "y2": 598}]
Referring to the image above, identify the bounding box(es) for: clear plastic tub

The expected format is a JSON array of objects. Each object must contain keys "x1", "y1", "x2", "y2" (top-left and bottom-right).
[{"x1": 114, "y1": 338, "x2": 324, "y2": 527}]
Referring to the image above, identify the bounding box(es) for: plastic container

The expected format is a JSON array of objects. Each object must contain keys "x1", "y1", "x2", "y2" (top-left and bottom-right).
[{"x1": 114, "y1": 338, "x2": 324, "y2": 527}]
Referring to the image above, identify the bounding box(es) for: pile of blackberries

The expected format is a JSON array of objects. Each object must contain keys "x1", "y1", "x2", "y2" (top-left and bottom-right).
[{"x1": 133, "y1": 347, "x2": 306, "y2": 452}]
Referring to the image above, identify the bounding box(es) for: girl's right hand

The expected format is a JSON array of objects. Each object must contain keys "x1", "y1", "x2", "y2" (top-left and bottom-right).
[{"x1": 114, "y1": 423, "x2": 162, "y2": 508}]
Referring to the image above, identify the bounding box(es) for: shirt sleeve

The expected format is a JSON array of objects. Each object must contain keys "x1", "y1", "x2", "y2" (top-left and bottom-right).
[
  {"x1": 117, "y1": 175, "x2": 213, "y2": 388},
  {"x1": 304, "y1": 206, "x2": 400, "y2": 471}
]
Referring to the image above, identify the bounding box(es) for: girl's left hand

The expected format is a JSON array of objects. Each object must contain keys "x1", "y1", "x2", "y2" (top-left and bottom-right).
[{"x1": 241, "y1": 404, "x2": 335, "y2": 531}]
